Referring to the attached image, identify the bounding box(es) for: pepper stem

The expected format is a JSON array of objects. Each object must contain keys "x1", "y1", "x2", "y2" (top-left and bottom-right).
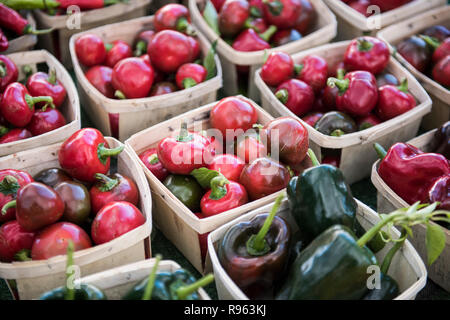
[
  {"x1": 1, "y1": 200, "x2": 16, "y2": 216},
  {"x1": 142, "y1": 254, "x2": 162, "y2": 300},
  {"x1": 115, "y1": 90, "x2": 127, "y2": 100},
  {"x1": 208, "y1": 175, "x2": 229, "y2": 200},
  {"x1": 294, "y1": 64, "x2": 303, "y2": 76},
  {"x1": 0, "y1": 62, "x2": 6, "y2": 77},
  {"x1": 97, "y1": 143, "x2": 125, "y2": 165},
  {"x1": 259, "y1": 25, "x2": 277, "y2": 42},
  {"x1": 95, "y1": 173, "x2": 119, "y2": 192},
  {"x1": 64, "y1": 241, "x2": 75, "y2": 301},
  {"x1": 148, "y1": 153, "x2": 159, "y2": 165},
  {"x1": 104, "y1": 0, "x2": 124, "y2": 5},
  {"x1": 47, "y1": 69, "x2": 57, "y2": 85},
  {"x1": 275, "y1": 88, "x2": 288, "y2": 104},
  {"x1": 307, "y1": 148, "x2": 321, "y2": 167},
  {"x1": 176, "y1": 273, "x2": 214, "y2": 300},
  {"x1": 14, "y1": 249, "x2": 32, "y2": 262},
  {"x1": 331, "y1": 129, "x2": 345, "y2": 137},
  {"x1": 336, "y1": 68, "x2": 346, "y2": 80},
  {"x1": 380, "y1": 229, "x2": 407, "y2": 274},
  {"x1": 373, "y1": 143, "x2": 387, "y2": 160},
  {"x1": 134, "y1": 40, "x2": 147, "y2": 57},
  {"x1": 246, "y1": 192, "x2": 285, "y2": 256},
  {"x1": 0, "y1": 126, "x2": 8, "y2": 136},
  {"x1": 176, "y1": 17, "x2": 197, "y2": 36},
  {"x1": 419, "y1": 35, "x2": 440, "y2": 50},
  {"x1": 263, "y1": 0, "x2": 283, "y2": 16},
  {"x1": 327, "y1": 77, "x2": 349, "y2": 94},
  {"x1": 249, "y1": 6, "x2": 262, "y2": 18},
  {"x1": 397, "y1": 78, "x2": 409, "y2": 93},
  {"x1": 25, "y1": 94, "x2": 55, "y2": 110},
  {"x1": 105, "y1": 43, "x2": 113, "y2": 52},
  {"x1": 22, "y1": 65, "x2": 33, "y2": 79},
  {"x1": 357, "y1": 37, "x2": 374, "y2": 52},
  {"x1": 177, "y1": 122, "x2": 193, "y2": 142},
  {"x1": 182, "y1": 77, "x2": 197, "y2": 89},
  {"x1": 22, "y1": 25, "x2": 54, "y2": 35}
]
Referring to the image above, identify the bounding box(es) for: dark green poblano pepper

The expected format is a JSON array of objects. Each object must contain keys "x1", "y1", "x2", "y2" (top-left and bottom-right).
[
  {"x1": 39, "y1": 241, "x2": 106, "y2": 300},
  {"x1": 276, "y1": 202, "x2": 449, "y2": 300},
  {"x1": 122, "y1": 255, "x2": 214, "y2": 300}
]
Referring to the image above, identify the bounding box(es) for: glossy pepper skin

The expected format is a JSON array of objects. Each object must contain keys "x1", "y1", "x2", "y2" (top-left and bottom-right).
[
  {"x1": 34, "y1": 168, "x2": 72, "y2": 188},
  {"x1": 294, "y1": 0, "x2": 315, "y2": 34},
  {"x1": 376, "y1": 79, "x2": 416, "y2": 121},
  {"x1": 0, "y1": 28, "x2": 8, "y2": 52},
  {"x1": 432, "y1": 55, "x2": 450, "y2": 88},
  {"x1": 327, "y1": 70, "x2": 378, "y2": 117},
  {"x1": 175, "y1": 63, "x2": 207, "y2": 89},
  {"x1": 260, "y1": 52, "x2": 294, "y2": 87},
  {"x1": 275, "y1": 79, "x2": 314, "y2": 117},
  {"x1": 55, "y1": 181, "x2": 91, "y2": 226},
  {"x1": 433, "y1": 121, "x2": 450, "y2": 159},
  {"x1": 420, "y1": 36, "x2": 450, "y2": 64},
  {"x1": 208, "y1": 154, "x2": 245, "y2": 182},
  {"x1": 287, "y1": 150, "x2": 357, "y2": 242},
  {"x1": 396, "y1": 36, "x2": 431, "y2": 73},
  {"x1": 150, "y1": 82, "x2": 177, "y2": 97},
  {"x1": 85, "y1": 66, "x2": 115, "y2": 98},
  {"x1": 154, "y1": 4, "x2": 195, "y2": 35},
  {"x1": 105, "y1": 40, "x2": 132, "y2": 68},
  {"x1": 218, "y1": 0, "x2": 250, "y2": 37},
  {"x1": 133, "y1": 30, "x2": 155, "y2": 57},
  {"x1": 139, "y1": 148, "x2": 169, "y2": 181},
  {"x1": 112, "y1": 57, "x2": 154, "y2": 99},
  {"x1": 0, "y1": 169, "x2": 34, "y2": 223},
  {"x1": 57, "y1": 0, "x2": 125, "y2": 10},
  {"x1": 27, "y1": 108, "x2": 67, "y2": 136},
  {"x1": 262, "y1": 0, "x2": 302, "y2": 29},
  {"x1": 163, "y1": 174, "x2": 203, "y2": 212},
  {"x1": 295, "y1": 55, "x2": 329, "y2": 93},
  {"x1": 26, "y1": 70, "x2": 67, "y2": 108},
  {"x1": 314, "y1": 111, "x2": 357, "y2": 136},
  {"x1": 344, "y1": 37, "x2": 390, "y2": 75},
  {"x1": 0, "y1": 55, "x2": 18, "y2": 92},
  {"x1": 75, "y1": 34, "x2": 107, "y2": 67},
  {"x1": 232, "y1": 26, "x2": 277, "y2": 52},
  {"x1": 375, "y1": 142, "x2": 450, "y2": 205},
  {"x1": 89, "y1": 173, "x2": 139, "y2": 214},
  {"x1": 276, "y1": 225, "x2": 376, "y2": 300},
  {"x1": 0, "y1": 128, "x2": 32, "y2": 144},
  {"x1": 427, "y1": 174, "x2": 450, "y2": 211},
  {"x1": 0, "y1": 3, "x2": 52, "y2": 35},
  {"x1": 218, "y1": 194, "x2": 291, "y2": 299},
  {"x1": 0, "y1": 220, "x2": 35, "y2": 262},
  {"x1": 58, "y1": 128, "x2": 124, "y2": 183}
]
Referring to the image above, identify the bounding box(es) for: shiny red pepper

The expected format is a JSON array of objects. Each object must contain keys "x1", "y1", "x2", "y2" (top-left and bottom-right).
[
  {"x1": 0, "y1": 4, "x2": 52, "y2": 35},
  {"x1": 344, "y1": 37, "x2": 390, "y2": 75},
  {"x1": 175, "y1": 63, "x2": 207, "y2": 89},
  {"x1": 327, "y1": 70, "x2": 378, "y2": 117},
  {"x1": 111, "y1": 57, "x2": 154, "y2": 99},
  {"x1": 139, "y1": 148, "x2": 169, "y2": 181},
  {"x1": 57, "y1": 0, "x2": 124, "y2": 10},
  {"x1": 0, "y1": 55, "x2": 18, "y2": 92},
  {"x1": 0, "y1": 28, "x2": 8, "y2": 52},
  {"x1": 432, "y1": 55, "x2": 450, "y2": 88},
  {"x1": 376, "y1": 79, "x2": 416, "y2": 121},
  {"x1": 420, "y1": 35, "x2": 450, "y2": 64},
  {"x1": 75, "y1": 34, "x2": 107, "y2": 67},
  {"x1": 58, "y1": 128, "x2": 125, "y2": 183},
  {"x1": 0, "y1": 169, "x2": 34, "y2": 223},
  {"x1": 105, "y1": 40, "x2": 132, "y2": 68},
  {"x1": 26, "y1": 70, "x2": 67, "y2": 108},
  {"x1": 85, "y1": 65, "x2": 115, "y2": 98},
  {"x1": 154, "y1": 3, "x2": 195, "y2": 36},
  {"x1": 428, "y1": 174, "x2": 450, "y2": 211},
  {"x1": 0, "y1": 128, "x2": 32, "y2": 144},
  {"x1": 219, "y1": 0, "x2": 250, "y2": 37},
  {"x1": 302, "y1": 112, "x2": 323, "y2": 127},
  {"x1": 245, "y1": 18, "x2": 268, "y2": 33},
  {"x1": 294, "y1": 0, "x2": 315, "y2": 34},
  {"x1": 157, "y1": 122, "x2": 215, "y2": 175},
  {"x1": 150, "y1": 82, "x2": 178, "y2": 97},
  {"x1": 260, "y1": 51, "x2": 294, "y2": 87},
  {"x1": 357, "y1": 114, "x2": 381, "y2": 131},
  {"x1": 232, "y1": 25, "x2": 277, "y2": 52},
  {"x1": 275, "y1": 78, "x2": 315, "y2": 117},
  {"x1": 27, "y1": 107, "x2": 67, "y2": 136},
  {"x1": 89, "y1": 173, "x2": 139, "y2": 214},
  {"x1": 374, "y1": 142, "x2": 450, "y2": 205},
  {"x1": 0, "y1": 220, "x2": 35, "y2": 262},
  {"x1": 0, "y1": 82, "x2": 55, "y2": 127},
  {"x1": 208, "y1": 154, "x2": 245, "y2": 182},
  {"x1": 295, "y1": 54, "x2": 329, "y2": 93},
  {"x1": 133, "y1": 30, "x2": 155, "y2": 57},
  {"x1": 262, "y1": 0, "x2": 302, "y2": 29}
]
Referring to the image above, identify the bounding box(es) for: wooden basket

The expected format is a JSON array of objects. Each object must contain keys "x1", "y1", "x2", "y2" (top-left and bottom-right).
[
  {"x1": 188, "y1": 0, "x2": 337, "y2": 102},
  {"x1": 377, "y1": 5, "x2": 450, "y2": 131},
  {"x1": 0, "y1": 138, "x2": 153, "y2": 300},
  {"x1": 254, "y1": 41, "x2": 432, "y2": 184},
  {"x1": 32, "y1": 0, "x2": 151, "y2": 68},
  {"x1": 3, "y1": 13, "x2": 37, "y2": 54},
  {"x1": 323, "y1": 0, "x2": 446, "y2": 40},
  {"x1": 371, "y1": 130, "x2": 450, "y2": 292},
  {"x1": 69, "y1": 15, "x2": 222, "y2": 142},
  {"x1": 75, "y1": 258, "x2": 210, "y2": 300},
  {"x1": 125, "y1": 96, "x2": 286, "y2": 274},
  {"x1": 0, "y1": 50, "x2": 80, "y2": 157},
  {"x1": 207, "y1": 198, "x2": 428, "y2": 300}
]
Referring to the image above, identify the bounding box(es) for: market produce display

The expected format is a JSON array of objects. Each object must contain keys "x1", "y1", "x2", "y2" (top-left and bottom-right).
[
  {"x1": 396, "y1": 24, "x2": 450, "y2": 88},
  {"x1": 0, "y1": 128, "x2": 146, "y2": 262}
]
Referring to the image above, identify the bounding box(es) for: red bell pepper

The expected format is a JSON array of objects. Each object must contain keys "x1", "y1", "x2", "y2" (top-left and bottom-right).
[
  {"x1": 376, "y1": 78, "x2": 416, "y2": 121},
  {"x1": 295, "y1": 54, "x2": 329, "y2": 93},
  {"x1": 420, "y1": 36, "x2": 450, "y2": 64},
  {"x1": 0, "y1": 169, "x2": 34, "y2": 223},
  {"x1": 261, "y1": 51, "x2": 294, "y2": 87},
  {"x1": 302, "y1": 112, "x2": 323, "y2": 127},
  {"x1": 89, "y1": 173, "x2": 139, "y2": 214},
  {"x1": 105, "y1": 40, "x2": 132, "y2": 68},
  {"x1": 85, "y1": 65, "x2": 114, "y2": 98},
  {"x1": 374, "y1": 142, "x2": 450, "y2": 205},
  {"x1": 150, "y1": 82, "x2": 178, "y2": 97},
  {"x1": 75, "y1": 34, "x2": 107, "y2": 67},
  {"x1": 175, "y1": 63, "x2": 207, "y2": 89},
  {"x1": 357, "y1": 114, "x2": 381, "y2": 131},
  {"x1": 58, "y1": 128, "x2": 124, "y2": 183},
  {"x1": 27, "y1": 107, "x2": 67, "y2": 136},
  {"x1": 428, "y1": 174, "x2": 450, "y2": 211},
  {"x1": 0, "y1": 4, "x2": 52, "y2": 35},
  {"x1": 232, "y1": 25, "x2": 277, "y2": 52},
  {"x1": 139, "y1": 148, "x2": 169, "y2": 181},
  {"x1": 275, "y1": 78, "x2": 315, "y2": 117},
  {"x1": 26, "y1": 70, "x2": 67, "y2": 108},
  {"x1": 432, "y1": 55, "x2": 450, "y2": 88},
  {"x1": 0, "y1": 220, "x2": 35, "y2": 262},
  {"x1": 262, "y1": 0, "x2": 302, "y2": 29},
  {"x1": 0, "y1": 128, "x2": 32, "y2": 144},
  {"x1": 327, "y1": 70, "x2": 378, "y2": 117},
  {"x1": 0, "y1": 55, "x2": 18, "y2": 92},
  {"x1": 294, "y1": 0, "x2": 315, "y2": 34},
  {"x1": 343, "y1": 37, "x2": 390, "y2": 75},
  {"x1": 218, "y1": 0, "x2": 250, "y2": 37},
  {"x1": 154, "y1": 3, "x2": 196, "y2": 36},
  {"x1": 111, "y1": 57, "x2": 154, "y2": 99},
  {"x1": 133, "y1": 30, "x2": 155, "y2": 57},
  {"x1": 208, "y1": 154, "x2": 245, "y2": 182}
]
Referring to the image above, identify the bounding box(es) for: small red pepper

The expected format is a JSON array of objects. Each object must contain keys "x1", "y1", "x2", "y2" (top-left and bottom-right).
[
  {"x1": 344, "y1": 37, "x2": 390, "y2": 75},
  {"x1": 294, "y1": 0, "x2": 315, "y2": 34},
  {"x1": 0, "y1": 128, "x2": 32, "y2": 144},
  {"x1": 89, "y1": 173, "x2": 139, "y2": 214},
  {"x1": 428, "y1": 174, "x2": 450, "y2": 211},
  {"x1": 348, "y1": 0, "x2": 371, "y2": 17},
  {"x1": 0, "y1": 170, "x2": 34, "y2": 223},
  {"x1": 0, "y1": 220, "x2": 35, "y2": 262},
  {"x1": 111, "y1": 57, "x2": 154, "y2": 99},
  {"x1": 374, "y1": 142, "x2": 450, "y2": 205},
  {"x1": 420, "y1": 35, "x2": 450, "y2": 64},
  {"x1": 0, "y1": 55, "x2": 18, "y2": 92},
  {"x1": 57, "y1": 0, "x2": 125, "y2": 10},
  {"x1": 295, "y1": 54, "x2": 329, "y2": 93},
  {"x1": 232, "y1": 25, "x2": 277, "y2": 52},
  {"x1": 91, "y1": 201, "x2": 146, "y2": 245},
  {"x1": 175, "y1": 63, "x2": 207, "y2": 89},
  {"x1": 26, "y1": 70, "x2": 67, "y2": 108},
  {"x1": 208, "y1": 154, "x2": 245, "y2": 182},
  {"x1": 188, "y1": 36, "x2": 201, "y2": 61},
  {"x1": 133, "y1": 30, "x2": 155, "y2": 57},
  {"x1": 150, "y1": 82, "x2": 178, "y2": 97},
  {"x1": 321, "y1": 68, "x2": 346, "y2": 112},
  {"x1": 85, "y1": 65, "x2": 115, "y2": 98},
  {"x1": 274, "y1": 78, "x2": 315, "y2": 117},
  {"x1": 396, "y1": 36, "x2": 431, "y2": 73},
  {"x1": 357, "y1": 114, "x2": 381, "y2": 131},
  {"x1": 154, "y1": 3, "x2": 196, "y2": 36},
  {"x1": 75, "y1": 34, "x2": 107, "y2": 67},
  {"x1": 260, "y1": 51, "x2": 294, "y2": 87},
  {"x1": 235, "y1": 135, "x2": 267, "y2": 164},
  {"x1": 432, "y1": 55, "x2": 450, "y2": 88},
  {"x1": 0, "y1": 4, "x2": 52, "y2": 35},
  {"x1": 327, "y1": 70, "x2": 378, "y2": 117},
  {"x1": 262, "y1": 0, "x2": 302, "y2": 29},
  {"x1": 0, "y1": 82, "x2": 55, "y2": 127},
  {"x1": 0, "y1": 28, "x2": 9, "y2": 52},
  {"x1": 105, "y1": 40, "x2": 132, "y2": 68},
  {"x1": 245, "y1": 17, "x2": 268, "y2": 33},
  {"x1": 27, "y1": 107, "x2": 67, "y2": 136},
  {"x1": 157, "y1": 122, "x2": 215, "y2": 175},
  {"x1": 302, "y1": 112, "x2": 323, "y2": 127},
  {"x1": 218, "y1": 0, "x2": 250, "y2": 37},
  {"x1": 139, "y1": 148, "x2": 169, "y2": 181},
  {"x1": 376, "y1": 78, "x2": 416, "y2": 121},
  {"x1": 58, "y1": 128, "x2": 125, "y2": 183}
]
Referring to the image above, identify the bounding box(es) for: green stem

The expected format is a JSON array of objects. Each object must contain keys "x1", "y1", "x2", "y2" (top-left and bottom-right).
[
  {"x1": 14, "y1": 249, "x2": 32, "y2": 261},
  {"x1": 104, "y1": 0, "x2": 123, "y2": 5},
  {"x1": 249, "y1": 6, "x2": 262, "y2": 18},
  {"x1": 148, "y1": 153, "x2": 159, "y2": 165},
  {"x1": 22, "y1": 65, "x2": 33, "y2": 79},
  {"x1": 208, "y1": 175, "x2": 229, "y2": 200},
  {"x1": 246, "y1": 192, "x2": 285, "y2": 256},
  {"x1": 294, "y1": 64, "x2": 303, "y2": 76},
  {"x1": 0, "y1": 62, "x2": 6, "y2": 77},
  {"x1": 397, "y1": 78, "x2": 409, "y2": 93},
  {"x1": 115, "y1": 90, "x2": 126, "y2": 100},
  {"x1": 25, "y1": 94, "x2": 55, "y2": 110},
  {"x1": 373, "y1": 143, "x2": 387, "y2": 160},
  {"x1": 419, "y1": 35, "x2": 440, "y2": 50},
  {"x1": 259, "y1": 25, "x2": 277, "y2": 42},
  {"x1": 327, "y1": 77, "x2": 349, "y2": 94},
  {"x1": 0, "y1": 126, "x2": 9, "y2": 136},
  {"x1": 134, "y1": 40, "x2": 147, "y2": 57},
  {"x1": 22, "y1": 25, "x2": 53, "y2": 35},
  {"x1": 1, "y1": 200, "x2": 16, "y2": 216},
  {"x1": 275, "y1": 88, "x2": 288, "y2": 104},
  {"x1": 95, "y1": 173, "x2": 119, "y2": 192},
  {"x1": 357, "y1": 214, "x2": 398, "y2": 248},
  {"x1": 64, "y1": 241, "x2": 75, "y2": 301},
  {"x1": 331, "y1": 129, "x2": 345, "y2": 137},
  {"x1": 142, "y1": 254, "x2": 162, "y2": 300},
  {"x1": 357, "y1": 37, "x2": 374, "y2": 52},
  {"x1": 97, "y1": 143, "x2": 124, "y2": 165},
  {"x1": 381, "y1": 229, "x2": 407, "y2": 274},
  {"x1": 176, "y1": 274, "x2": 214, "y2": 300},
  {"x1": 336, "y1": 68, "x2": 346, "y2": 80},
  {"x1": 263, "y1": 0, "x2": 283, "y2": 16},
  {"x1": 47, "y1": 69, "x2": 57, "y2": 85},
  {"x1": 177, "y1": 122, "x2": 193, "y2": 142},
  {"x1": 176, "y1": 17, "x2": 196, "y2": 36},
  {"x1": 307, "y1": 148, "x2": 321, "y2": 167},
  {"x1": 182, "y1": 77, "x2": 197, "y2": 89},
  {"x1": 105, "y1": 43, "x2": 113, "y2": 52}
]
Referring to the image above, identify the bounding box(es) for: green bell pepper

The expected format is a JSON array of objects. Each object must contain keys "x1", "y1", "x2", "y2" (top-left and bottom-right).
[{"x1": 163, "y1": 174, "x2": 203, "y2": 212}]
